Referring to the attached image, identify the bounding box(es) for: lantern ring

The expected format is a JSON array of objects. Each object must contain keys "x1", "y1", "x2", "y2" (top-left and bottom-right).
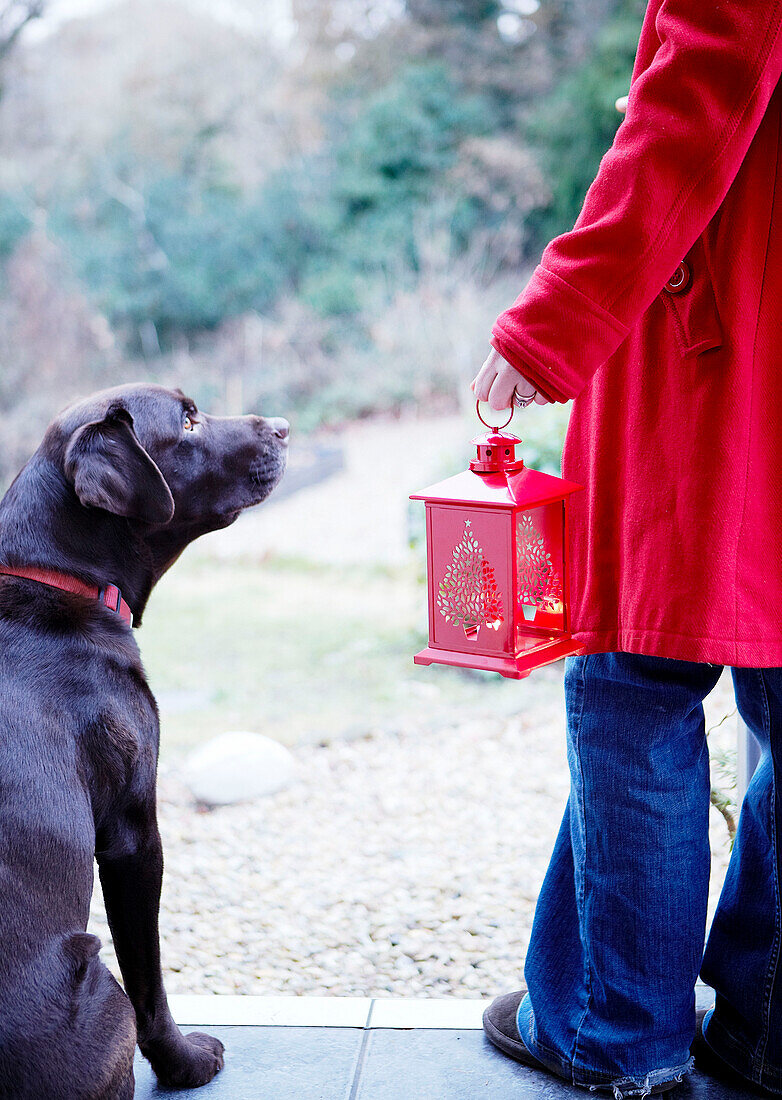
[{"x1": 475, "y1": 399, "x2": 514, "y2": 431}]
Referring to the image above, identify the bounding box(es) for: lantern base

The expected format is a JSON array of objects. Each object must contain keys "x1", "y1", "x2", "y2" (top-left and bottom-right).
[{"x1": 413, "y1": 636, "x2": 584, "y2": 679}]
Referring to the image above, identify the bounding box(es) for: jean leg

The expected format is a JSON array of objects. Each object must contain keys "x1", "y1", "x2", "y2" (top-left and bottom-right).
[
  {"x1": 521, "y1": 652, "x2": 721, "y2": 1088},
  {"x1": 701, "y1": 667, "x2": 782, "y2": 1092}
]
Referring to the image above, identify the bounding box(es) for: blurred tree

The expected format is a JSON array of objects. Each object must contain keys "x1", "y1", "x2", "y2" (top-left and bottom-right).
[
  {"x1": 333, "y1": 63, "x2": 483, "y2": 217},
  {"x1": 399, "y1": 0, "x2": 622, "y2": 126},
  {"x1": 53, "y1": 151, "x2": 324, "y2": 354},
  {"x1": 327, "y1": 0, "x2": 642, "y2": 283},
  {"x1": 406, "y1": 0, "x2": 502, "y2": 25},
  {"x1": 0, "y1": 191, "x2": 29, "y2": 259},
  {"x1": 0, "y1": 2, "x2": 43, "y2": 76},
  {"x1": 0, "y1": 228, "x2": 122, "y2": 481},
  {"x1": 0, "y1": 1, "x2": 285, "y2": 201},
  {"x1": 0, "y1": 3, "x2": 43, "y2": 279},
  {"x1": 301, "y1": 62, "x2": 486, "y2": 313},
  {"x1": 525, "y1": 0, "x2": 645, "y2": 246},
  {"x1": 449, "y1": 135, "x2": 550, "y2": 277}
]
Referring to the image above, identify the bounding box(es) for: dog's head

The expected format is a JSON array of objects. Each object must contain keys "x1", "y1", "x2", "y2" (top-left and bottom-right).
[
  {"x1": 51, "y1": 383, "x2": 288, "y2": 534},
  {"x1": 0, "y1": 383, "x2": 289, "y2": 622}
]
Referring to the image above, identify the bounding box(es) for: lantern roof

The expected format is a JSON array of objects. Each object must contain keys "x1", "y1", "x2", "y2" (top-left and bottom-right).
[{"x1": 411, "y1": 463, "x2": 582, "y2": 509}]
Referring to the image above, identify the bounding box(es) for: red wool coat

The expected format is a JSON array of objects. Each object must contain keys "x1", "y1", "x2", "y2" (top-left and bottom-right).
[{"x1": 491, "y1": 0, "x2": 782, "y2": 667}]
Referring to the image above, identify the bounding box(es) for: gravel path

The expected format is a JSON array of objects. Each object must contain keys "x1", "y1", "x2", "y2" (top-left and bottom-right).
[{"x1": 88, "y1": 666, "x2": 737, "y2": 998}]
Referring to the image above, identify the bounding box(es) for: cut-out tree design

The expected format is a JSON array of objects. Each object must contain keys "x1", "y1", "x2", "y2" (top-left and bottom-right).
[
  {"x1": 438, "y1": 520, "x2": 504, "y2": 638},
  {"x1": 517, "y1": 513, "x2": 562, "y2": 620}
]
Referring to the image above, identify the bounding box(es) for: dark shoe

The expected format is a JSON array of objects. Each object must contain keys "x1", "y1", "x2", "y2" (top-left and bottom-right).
[
  {"x1": 484, "y1": 990, "x2": 690, "y2": 1095},
  {"x1": 692, "y1": 1008, "x2": 769, "y2": 1095},
  {"x1": 482, "y1": 991, "x2": 548, "y2": 1070}
]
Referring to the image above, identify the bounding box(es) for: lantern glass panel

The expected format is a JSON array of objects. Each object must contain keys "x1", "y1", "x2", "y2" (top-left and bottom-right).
[{"x1": 514, "y1": 502, "x2": 566, "y2": 641}]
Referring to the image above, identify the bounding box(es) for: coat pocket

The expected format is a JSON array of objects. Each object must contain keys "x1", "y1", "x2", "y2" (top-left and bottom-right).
[{"x1": 660, "y1": 235, "x2": 723, "y2": 358}]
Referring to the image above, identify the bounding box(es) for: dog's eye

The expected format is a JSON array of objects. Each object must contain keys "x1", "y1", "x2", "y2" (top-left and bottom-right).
[{"x1": 183, "y1": 415, "x2": 195, "y2": 432}]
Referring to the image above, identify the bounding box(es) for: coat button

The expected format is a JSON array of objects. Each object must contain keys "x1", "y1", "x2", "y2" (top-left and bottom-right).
[{"x1": 665, "y1": 261, "x2": 691, "y2": 293}]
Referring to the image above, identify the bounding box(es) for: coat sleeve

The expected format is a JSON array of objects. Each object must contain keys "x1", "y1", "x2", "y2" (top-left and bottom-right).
[{"x1": 492, "y1": 0, "x2": 782, "y2": 402}]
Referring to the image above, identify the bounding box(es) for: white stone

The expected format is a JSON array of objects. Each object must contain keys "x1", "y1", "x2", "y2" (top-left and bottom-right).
[{"x1": 181, "y1": 732, "x2": 296, "y2": 806}]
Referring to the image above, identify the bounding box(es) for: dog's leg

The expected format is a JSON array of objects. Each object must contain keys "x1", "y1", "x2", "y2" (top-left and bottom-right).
[{"x1": 97, "y1": 820, "x2": 224, "y2": 1089}]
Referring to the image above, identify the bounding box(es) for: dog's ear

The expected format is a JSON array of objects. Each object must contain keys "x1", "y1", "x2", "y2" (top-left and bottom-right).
[
  {"x1": 62, "y1": 931, "x2": 102, "y2": 985},
  {"x1": 64, "y1": 407, "x2": 175, "y2": 524}
]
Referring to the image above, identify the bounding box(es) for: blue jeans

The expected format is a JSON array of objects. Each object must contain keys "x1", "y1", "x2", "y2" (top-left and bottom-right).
[{"x1": 517, "y1": 652, "x2": 782, "y2": 1094}]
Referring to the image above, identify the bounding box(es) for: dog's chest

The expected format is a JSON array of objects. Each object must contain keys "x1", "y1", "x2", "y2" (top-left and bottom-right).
[{"x1": 71, "y1": 650, "x2": 159, "y2": 808}]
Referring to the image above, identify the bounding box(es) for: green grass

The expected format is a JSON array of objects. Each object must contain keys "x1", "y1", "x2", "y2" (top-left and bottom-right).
[{"x1": 138, "y1": 553, "x2": 549, "y2": 760}]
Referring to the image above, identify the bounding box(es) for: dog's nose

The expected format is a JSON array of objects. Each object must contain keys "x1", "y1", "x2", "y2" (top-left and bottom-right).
[{"x1": 267, "y1": 417, "x2": 290, "y2": 443}]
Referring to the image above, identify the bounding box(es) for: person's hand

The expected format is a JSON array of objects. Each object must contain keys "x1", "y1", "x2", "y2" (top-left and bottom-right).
[{"x1": 471, "y1": 348, "x2": 549, "y2": 411}]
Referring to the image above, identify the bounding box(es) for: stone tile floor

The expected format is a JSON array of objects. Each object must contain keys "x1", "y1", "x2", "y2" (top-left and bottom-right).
[{"x1": 133, "y1": 989, "x2": 758, "y2": 1099}]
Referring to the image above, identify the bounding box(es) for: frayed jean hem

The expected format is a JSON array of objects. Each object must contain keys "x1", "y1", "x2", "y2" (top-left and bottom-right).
[{"x1": 517, "y1": 995, "x2": 694, "y2": 1097}]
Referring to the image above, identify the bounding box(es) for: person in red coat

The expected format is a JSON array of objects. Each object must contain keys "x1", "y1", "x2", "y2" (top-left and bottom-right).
[{"x1": 475, "y1": 0, "x2": 782, "y2": 1094}]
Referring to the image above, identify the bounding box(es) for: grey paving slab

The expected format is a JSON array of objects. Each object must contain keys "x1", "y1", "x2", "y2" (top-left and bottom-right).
[
  {"x1": 354, "y1": 1028, "x2": 580, "y2": 1099},
  {"x1": 132, "y1": 1025, "x2": 363, "y2": 1100}
]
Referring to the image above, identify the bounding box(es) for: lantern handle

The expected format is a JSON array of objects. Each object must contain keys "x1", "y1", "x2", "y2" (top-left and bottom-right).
[{"x1": 475, "y1": 399, "x2": 514, "y2": 432}]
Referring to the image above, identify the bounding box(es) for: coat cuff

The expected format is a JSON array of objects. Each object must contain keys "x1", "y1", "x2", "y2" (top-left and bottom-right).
[{"x1": 491, "y1": 265, "x2": 631, "y2": 403}]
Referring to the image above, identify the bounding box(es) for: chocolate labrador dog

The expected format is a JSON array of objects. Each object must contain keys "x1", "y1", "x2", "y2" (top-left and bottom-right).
[{"x1": 0, "y1": 384, "x2": 288, "y2": 1098}]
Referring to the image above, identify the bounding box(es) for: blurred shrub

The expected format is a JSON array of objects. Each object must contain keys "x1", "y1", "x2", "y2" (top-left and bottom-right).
[
  {"x1": 51, "y1": 158, "x2": 323, "y2": 354},
  {"x1": 406, "y1": 0, "x2": 503, "y2": 26},
  {"x1": 525, "y1": 0, "x2": 646, "y2": 247},
  {"x1": 43, "y1": 63, "x2": 487, "y2": 345},
  {"x1": 0, "y1": 193, "x2": 29, "y2": 260},
  {"x1": 0, "y1": 230, "x2": 129, "y2": 482},
  {"x1": 327, "y1": 63, "x2": 486, "y2": 278},
  {"x1": 448, "y1": 135, "x2": 550, "y2": 278}
]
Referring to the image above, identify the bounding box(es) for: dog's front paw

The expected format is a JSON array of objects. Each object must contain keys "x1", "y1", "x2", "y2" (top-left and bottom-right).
[{"x1": 152, "y1": 1031, "x2": 225, "y2": 1088}]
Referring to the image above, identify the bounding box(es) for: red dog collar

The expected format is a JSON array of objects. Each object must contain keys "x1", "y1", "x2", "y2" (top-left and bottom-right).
[{"x1": 0, "y1": 565, "x2": 133, "y2": 625}]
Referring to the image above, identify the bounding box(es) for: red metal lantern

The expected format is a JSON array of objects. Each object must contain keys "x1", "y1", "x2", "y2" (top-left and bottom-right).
[{"x1": 411, "y1": 404, "x2": 584, "y2": 679}]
